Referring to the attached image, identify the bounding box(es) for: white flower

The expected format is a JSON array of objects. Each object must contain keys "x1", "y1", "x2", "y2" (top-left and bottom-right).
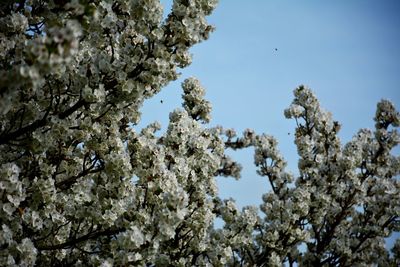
[
  {"x1": 16, "y1": 238, "x2": 37, "y2": 266},
  {"x1": 100, "y1": 259, "x2": 113, "y2": 267},
  {"x1": 0, "y1": 224, "x2": 13, "y2": 245},
  {"x1": 284, "y1": 103, "x2": 304, "y2": 118},
  {"x1": 10, "y1": 12, "x2": 28, "y2": 33}
]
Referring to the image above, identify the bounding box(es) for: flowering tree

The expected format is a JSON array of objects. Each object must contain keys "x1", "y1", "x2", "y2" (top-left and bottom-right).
[{"x1": 0, "y1": 0, "x2": 399, "y2": 266}]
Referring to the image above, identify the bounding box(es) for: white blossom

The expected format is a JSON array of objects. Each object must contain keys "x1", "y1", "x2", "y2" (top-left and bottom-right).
[{"x1": 0, "y1": 1, "x2": 398, "y2": 266}]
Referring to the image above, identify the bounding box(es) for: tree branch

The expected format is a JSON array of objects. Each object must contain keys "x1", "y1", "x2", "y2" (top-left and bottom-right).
[{"x1": 36, "y1": 227, "x2": 123, "y2": 251}]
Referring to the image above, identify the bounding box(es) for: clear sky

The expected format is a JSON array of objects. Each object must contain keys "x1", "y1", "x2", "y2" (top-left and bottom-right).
[{"x1": 139, "y1": 0, "x2": 400, "y2": 248}]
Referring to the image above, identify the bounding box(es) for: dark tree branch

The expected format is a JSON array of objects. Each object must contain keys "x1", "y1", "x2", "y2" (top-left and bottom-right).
[
  {"x1": 36, "y1": 227, "x2": 123, "y2": 251},
  {"x1": 58, "y1": 99, "x2": 87, "y2": 119}
]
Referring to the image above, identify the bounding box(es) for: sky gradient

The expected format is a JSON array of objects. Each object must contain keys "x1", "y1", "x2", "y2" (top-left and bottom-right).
[{"x1": 139, "y1": 0, "x2": 400, "y2": 248}]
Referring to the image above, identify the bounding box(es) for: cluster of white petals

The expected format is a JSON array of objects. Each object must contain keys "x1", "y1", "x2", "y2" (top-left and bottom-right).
[{"x1": 0, "y1": 1, "x2": 399, "y2": 266}]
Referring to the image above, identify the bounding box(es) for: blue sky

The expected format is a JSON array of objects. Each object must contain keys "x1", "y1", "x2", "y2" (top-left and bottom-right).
[{"x1": 139, "y1": 0, "x2": 400, "y2": 247}]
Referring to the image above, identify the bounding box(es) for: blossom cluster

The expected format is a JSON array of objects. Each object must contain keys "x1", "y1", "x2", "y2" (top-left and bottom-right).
[
  {"x1": 0, "y1": 1, "x2": 399, "y2": 266},
  {"x1": 0, "y1": 0, "x2": 228, "y2": 265}
]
